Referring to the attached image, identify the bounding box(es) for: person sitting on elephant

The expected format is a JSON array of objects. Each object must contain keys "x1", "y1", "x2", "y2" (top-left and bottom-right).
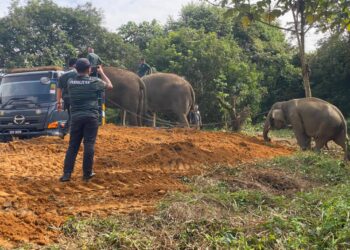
[
  {"x1": 87, "y1": 47, "x2": 104, "y2": 77},
  {"x1": 137, "y1": 58, "x2": 152, "y2": 77}
]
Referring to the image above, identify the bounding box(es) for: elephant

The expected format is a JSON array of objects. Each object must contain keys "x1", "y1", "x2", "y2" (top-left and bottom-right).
[
  {"x1": 104, "y1": 67, "x2": 146, "y2": 126},
  {"x1": 142, "y1": 73, "x2": 195, "y2": 127},
  {"x1": 263, "y1": 97, "x2": 350, "y2": 161}
]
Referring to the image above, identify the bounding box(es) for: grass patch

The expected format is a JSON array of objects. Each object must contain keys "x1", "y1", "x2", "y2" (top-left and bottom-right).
[
  {"x1": 52, "y1": 152, "x2": 350, "y2": 249},
  {"x1": 243, "y1": 122, "x2": 294, "y2": 138},
  {"x1": 106, "y1": 108, "x2": 121, "y2": 124},
  {"x1": 256, "y1": 152, "x2": 350, "y2": 184}
]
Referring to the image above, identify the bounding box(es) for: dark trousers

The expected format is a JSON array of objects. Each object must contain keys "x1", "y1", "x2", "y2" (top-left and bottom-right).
[{"x1": 63, "y1": 117, "x2": 99, "y2": 177}]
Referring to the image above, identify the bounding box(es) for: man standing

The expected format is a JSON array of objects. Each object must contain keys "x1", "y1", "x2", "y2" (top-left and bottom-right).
[
  {"x1": 137, "y1": 58, "x2": 152, "y2": 77},
  {"x1": 87, "y1": 47, "x2": 103, "y2": 77},
  {"x1": 193, "y1": 105, "x2": 202, "y2": 130},
  {"x1": 57, "y1": 58, "x2": 77, "y2": 139},
  {"x1": 59, "y1": 58, "x2": 113, "y2": 182}
]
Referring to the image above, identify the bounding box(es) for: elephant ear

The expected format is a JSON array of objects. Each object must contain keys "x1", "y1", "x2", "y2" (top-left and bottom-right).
[{"x1": 272, "y1": 109, "x2": 285, "y2": 122}]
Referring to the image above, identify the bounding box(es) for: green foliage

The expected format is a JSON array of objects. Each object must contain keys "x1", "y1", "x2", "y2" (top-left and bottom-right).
[
  {"x1": 311, "y1": 34, "x2": 350, "y2": 116},
  {"x1": 61, "y1": 217, "x2": 153, "y2": 249},
  {"x1": 215, "y1": 0, "x2": 350, "y2": 98},
  {"x1": 263, "y1": 184, "x2": 350, "y2": 249},
  {"x1": 145, "y1": 27, "x2": 264, "y2": 123},
  {"x1": 118, "y1": 20, "x2": 164, "y2": 51},
  {"x1": 94, "y1": 31, "x2": 141, "y2": 69},
  {"x1": 214, "y1": 0, "x2": 350, "y2": 35},
  {"x1": 2, "y1": 1, "x2": 348, "y2": 128},
  {"x1": 146, "y1": 4, "x2": 303, "y2": 124},
  {"x1": 0, "y1": 0, "x2": 140, "y2": 69},
  {"x1": 316, "y1": 0, "x2": 350, "y2": 32},
  {"x1": 105, "y1": 108, "x2": 121, "y2": 124},
  {"x1": 167, "y1": 3, "x2": 233, "y2": 37},
  {"x1": 243, "y1": 122, "x2": 295, "y2": 138},
  {"x1": 240, "y1": 23, "x2": 304, "y2": 116}
]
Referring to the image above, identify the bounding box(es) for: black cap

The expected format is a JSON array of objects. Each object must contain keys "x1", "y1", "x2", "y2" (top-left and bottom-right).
[{"x1": 75, "y1": 58, "x2": 91, "y2": 72}]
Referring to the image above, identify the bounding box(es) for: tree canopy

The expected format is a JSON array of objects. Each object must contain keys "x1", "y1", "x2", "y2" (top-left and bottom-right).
[
  {"x1": 0, "y1": 1, "x2": 348, "y2": 126},
  {"x1": 0, "y1": 0, "x2": 139, "y2": 69},
  {"x1": 311, "y1": 34, "x2": 350, "y2": 116},
  {"x1": 212, "y1": 0, "x2": 350, "y2": 98}
]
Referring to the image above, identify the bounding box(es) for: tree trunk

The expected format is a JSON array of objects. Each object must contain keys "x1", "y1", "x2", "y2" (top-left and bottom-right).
[
  {"x1": 301, "y1": 61, "x2": 312, "y2": 97},
  {"x1": 299, "y1": 0, "x2": 312, "y2": 98}
]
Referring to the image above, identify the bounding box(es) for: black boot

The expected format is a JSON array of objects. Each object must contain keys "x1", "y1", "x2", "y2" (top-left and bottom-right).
[
  {"x1": 83, "y1": 172, "x2": 96, "y2": 182},
  {"x1": 59, "y1": 173, "x2": 71, "y2": 182}
]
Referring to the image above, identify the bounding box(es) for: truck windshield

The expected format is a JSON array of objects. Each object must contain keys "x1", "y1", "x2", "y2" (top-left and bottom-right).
[{"x1": 0, "y1": 73, "x2": 56, "y2": 105}]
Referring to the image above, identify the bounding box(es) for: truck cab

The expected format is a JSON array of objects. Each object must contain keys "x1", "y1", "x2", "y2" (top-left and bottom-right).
[{"x1": 0, "y1": 68, "x2": 68, "y2": 141}]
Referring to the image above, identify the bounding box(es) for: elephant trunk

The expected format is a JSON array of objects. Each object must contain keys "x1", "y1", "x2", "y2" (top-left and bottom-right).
[
  {"x1": 263, "y1": 111, "x2": 272, "y2": 142},
  {"x1": 190, "y1": 85, "x2": 195, "y2": 111}
]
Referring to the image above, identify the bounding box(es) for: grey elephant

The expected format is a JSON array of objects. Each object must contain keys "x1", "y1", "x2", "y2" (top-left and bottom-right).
[
  {"x1": 263, "y1": 97, "x2": 350, "y2": 160},
  {"x1": 142, "y1": 73, "x2": 195, "y2": 127},
  {"x1": 104, "y1": 67, "x2": 146, "y2": 126}
]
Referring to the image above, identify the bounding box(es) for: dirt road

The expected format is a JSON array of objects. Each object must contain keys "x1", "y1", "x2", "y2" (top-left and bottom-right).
[{"x1": 0, "y1": 125, "x2": 292, "y2": 247}]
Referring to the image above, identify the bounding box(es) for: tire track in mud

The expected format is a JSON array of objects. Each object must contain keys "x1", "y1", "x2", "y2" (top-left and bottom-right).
[{"x1": 0, "y1": 125, "x2": 293, "y2": 247}]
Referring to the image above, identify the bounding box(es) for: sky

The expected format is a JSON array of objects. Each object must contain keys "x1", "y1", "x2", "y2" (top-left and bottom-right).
[{"x1": 0, "y1": 0, "x2": 325, "y2": 52}]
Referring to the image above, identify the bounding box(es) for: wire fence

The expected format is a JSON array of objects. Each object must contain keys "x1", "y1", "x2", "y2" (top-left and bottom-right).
[{"x1": 105, "y1": 97, "x2": 269, "y2": 129}]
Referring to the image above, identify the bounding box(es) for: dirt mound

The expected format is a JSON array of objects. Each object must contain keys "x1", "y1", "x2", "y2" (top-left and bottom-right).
[{"x1": 0, "y1": 125, "x2": 292, "y2": 247}]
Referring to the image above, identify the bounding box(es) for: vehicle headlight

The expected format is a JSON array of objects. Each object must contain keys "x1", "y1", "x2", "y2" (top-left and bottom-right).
[
  {"x1": 35, "y1": 109, "x2": 42, "y2": 115},
  {"x1": 40, "y1": 77, "x2": 51, "y2": 85}
]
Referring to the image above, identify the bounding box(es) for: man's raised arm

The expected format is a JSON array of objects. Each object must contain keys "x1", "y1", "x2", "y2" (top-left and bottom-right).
[{"x1": 97, "y1": 66, "x2": 113, "y2": 89}]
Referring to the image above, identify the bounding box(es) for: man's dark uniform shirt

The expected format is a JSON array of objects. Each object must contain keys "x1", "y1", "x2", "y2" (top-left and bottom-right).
[
  {"x1": 87, "y1": 53, "x2": 103, "y2": 67},
  {"x1": 68, "y1": 75, "x2": 106, "y2": 120},
  {"x1": 87, "y1": 53, "x2": 103, "y2": 77},
  {"x1": 137, "y1": 63, "x2": 152, "y2": 77}
]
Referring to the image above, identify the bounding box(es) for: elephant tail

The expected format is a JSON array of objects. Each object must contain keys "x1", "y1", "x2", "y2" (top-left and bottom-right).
[
  {"x1": 344, "y1": 119, "x2": 350, "y2": 158},
  {"x1": 337, "y1": 108, "x2": 350, "y2": 160},
  {"x1": 345, "y1": 128, "x2": 350, "y2": 161},
  {"x1": 189, "y1": 84, "x2": 195, "y2": 111},
  {"x1": 138, "y1": 78, "x2": 147, "y2": 126}
]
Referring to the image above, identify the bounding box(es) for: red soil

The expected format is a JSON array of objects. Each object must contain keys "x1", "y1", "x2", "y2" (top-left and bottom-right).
[{"x1": 0, "y1": 125, "x2": 293, "y2": 247}]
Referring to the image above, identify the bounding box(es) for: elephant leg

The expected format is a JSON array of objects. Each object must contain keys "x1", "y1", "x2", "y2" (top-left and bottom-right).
[
  {"x1": 128, "y1": 113, "x2": 138, "y2": 126},
  {"x1": 178, "y1": 113, "x2": 190, "y2": 128},
  {"x1": 314, "y1": 138, "x2": 328, "y2": 152},
  {"x1": 290, "y1": 115, "x2": 311, "y2": 150},
  {"x1": 333, "y1": 133, "x2": 349, "y2": 161},
  {"x1": 137, "y1": 113, "x2": 142, "y2": 127},
  {"x1": 293, "y1": 129, "x2": 311, "y2": 150},
  {"x1": 153, "y1": 113, "x2": 156, "y2": 127}
]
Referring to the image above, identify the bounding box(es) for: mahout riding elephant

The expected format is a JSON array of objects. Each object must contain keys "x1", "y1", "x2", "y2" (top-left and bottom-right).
[
  {"x1": 263, "y1": 97, "x2": 350, "y2": 160},
  {"x1": 142, "y1": 73, "x2": 195, "y2": 127},
  {"x1": 104, "y1": 67, "x2": 146, "y2": 126}
]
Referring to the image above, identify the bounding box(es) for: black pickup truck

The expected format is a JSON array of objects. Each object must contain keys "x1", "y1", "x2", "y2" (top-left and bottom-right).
[{"x1": 0, "y1": 69, "x2": 68, "y2": 141}]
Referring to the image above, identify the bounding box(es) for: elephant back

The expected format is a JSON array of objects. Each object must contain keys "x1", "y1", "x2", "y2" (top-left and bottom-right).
[
  {"x1": 142, "y1": 73, "x2": 194, "y2": 114},
  {"x1": 104, "y1": 67, "x2": 144, "y2": 110}
]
